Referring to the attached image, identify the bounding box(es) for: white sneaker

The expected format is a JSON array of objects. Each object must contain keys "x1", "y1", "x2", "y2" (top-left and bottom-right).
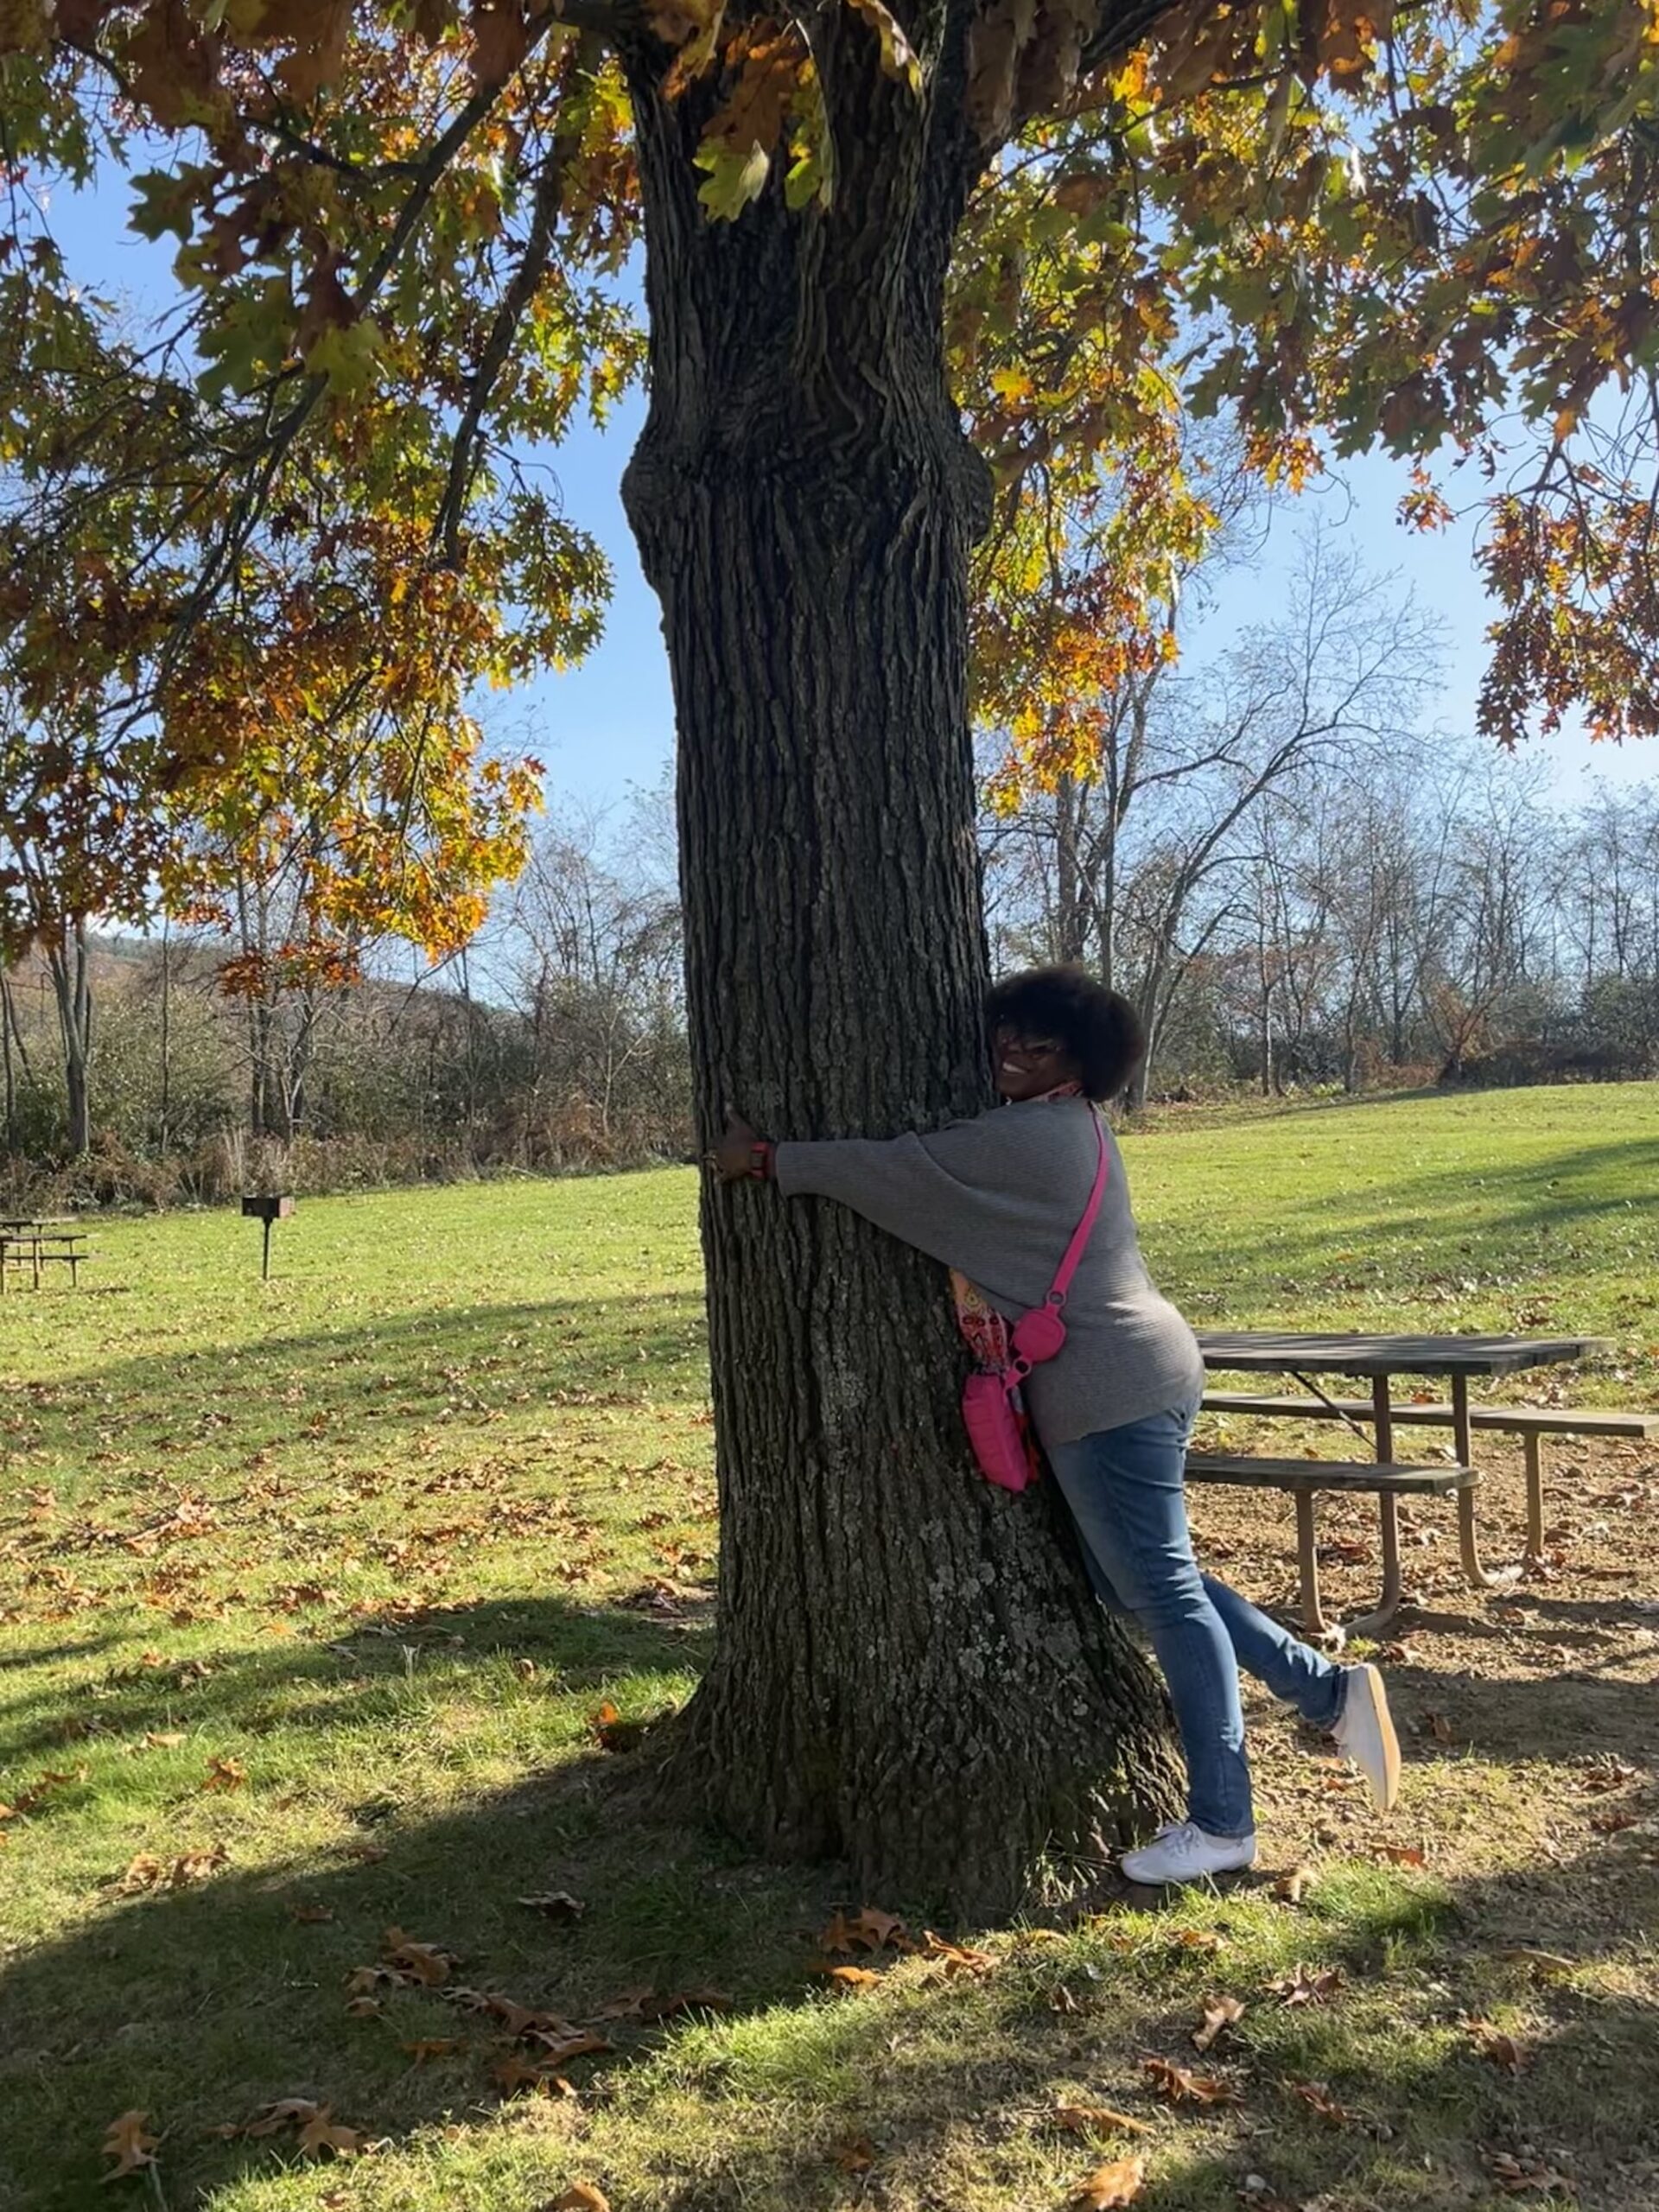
[
  {"x1": 1332, "y1": 1662, "x2": 1402, "y2": 1812},
  {"x1": 1120, "y1": 1820, "x2": 1257, "y2": 1886}
]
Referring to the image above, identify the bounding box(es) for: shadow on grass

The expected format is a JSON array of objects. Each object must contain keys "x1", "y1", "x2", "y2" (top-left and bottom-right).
[
  {"x1": 1181, "y1": 1132, "x2": 1659, "y2": 1325},
  {"x1": 4, "y1": 1751, "x2": 1657, "y2": 2212},
  {"x1": 0, "y1": 1594, "x2": 716, "y2": 1773},
  {"x1": 5, "y1": 1289, "x2": 711, "y2": 1474}
]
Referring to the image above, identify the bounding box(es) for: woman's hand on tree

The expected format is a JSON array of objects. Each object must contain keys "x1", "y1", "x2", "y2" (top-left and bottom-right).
[{"x1": 710, "y1": 1113, "x2": 763, "y2": 1182}]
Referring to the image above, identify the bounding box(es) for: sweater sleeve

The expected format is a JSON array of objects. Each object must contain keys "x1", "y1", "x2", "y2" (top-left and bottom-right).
[{"x1": 773, "y1": 1114, "x2": 1026, "y2": 1276}]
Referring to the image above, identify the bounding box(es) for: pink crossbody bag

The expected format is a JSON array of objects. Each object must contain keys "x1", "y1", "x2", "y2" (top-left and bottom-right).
[{"x1": 961, "y1": 1115, "x2": 1108, "y2": 1494}]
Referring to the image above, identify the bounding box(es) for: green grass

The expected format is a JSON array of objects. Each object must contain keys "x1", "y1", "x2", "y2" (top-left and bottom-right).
[{"x1": 2, "y1": 1086, "x2": 1656, "y2": 2211}]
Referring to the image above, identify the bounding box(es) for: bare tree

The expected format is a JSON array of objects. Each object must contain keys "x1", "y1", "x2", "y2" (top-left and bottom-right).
[{"x1": 984, "y1": 531, "x2": 1443, "y2": 1100}]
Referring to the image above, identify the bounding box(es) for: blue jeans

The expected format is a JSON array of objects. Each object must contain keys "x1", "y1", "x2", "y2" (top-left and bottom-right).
[{"x1": 1047, "y1": 1400, "x2": 1344, "y2": 1838}]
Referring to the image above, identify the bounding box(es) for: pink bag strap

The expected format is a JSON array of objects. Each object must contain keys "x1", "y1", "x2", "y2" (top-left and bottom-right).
[{"x1": 1046, "y1": 1113, "x2": 1108, "y2": 1309}]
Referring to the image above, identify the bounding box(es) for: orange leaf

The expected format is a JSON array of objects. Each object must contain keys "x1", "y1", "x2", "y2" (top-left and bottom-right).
[
  {"x1": 1287, "y1": 2078, "x2": 1364, "y2": 2126},
  {"x1": 1464, "y1": 2018, "x2": 1528, "y2": 2074},
  {"x1": 1073, "y1": 2153, "x2": 1147, "y2": 2207},
  {"x1": 812, "y1": 1962, "x2": 882, "y2": 1990},
  {"x1": 1053, "y1": 2105, "x2": 1153, "y2": 2136},
  {"x1": 818, "y1": 1904, "x2": 912, "y2": 1955},
  {"x1": 1141, "y1": 2056, "x2": 1238, "y2": 2105},
  {"x1": 1192, "y1": 1994, "x2": 1245, "y2": 2050},
  {"x1": 201, "y1": 1754, "x2": 245, "y2": 1793},
  {"x1": 524, "y1": 2031, "x2": 613, "y2": 2066},
  {"x1": 918, "y1": 1929, "x2": 994, "y2": 1975},
  {"x1": 296, "y1": 2106, "x2": 365, "y2": 2158},
  {"x1": 99, "y1": 2110, "x2": 159, "y2": 2180}
]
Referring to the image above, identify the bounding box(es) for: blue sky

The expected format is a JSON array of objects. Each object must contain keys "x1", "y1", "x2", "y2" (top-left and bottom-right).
[{"x1": 49, "y1": 178, "x2": 1658, "y2": 821}]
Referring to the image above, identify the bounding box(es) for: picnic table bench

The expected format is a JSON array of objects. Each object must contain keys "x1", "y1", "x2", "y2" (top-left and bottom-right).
[
  {"x1": 0, "y1": 1218, "x2": 88, "y2": 1292},
  {"x1": 1200, "y1": 1392, "x2": 1656, "y2": 1564},
  {"x1": 1189, "y1": 1332, "x2": 1622, "y2": 1640}
]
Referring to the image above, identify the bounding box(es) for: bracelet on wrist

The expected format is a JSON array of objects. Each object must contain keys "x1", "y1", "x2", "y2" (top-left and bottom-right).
[{"x1": 748, "y1": 1140, "x2": 775, "y2": 1181}]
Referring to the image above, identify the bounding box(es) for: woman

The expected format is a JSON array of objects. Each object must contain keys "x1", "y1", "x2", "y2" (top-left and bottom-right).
[{"x1": 712, "y1": 963, "x2": 1400, "y2": 1887}]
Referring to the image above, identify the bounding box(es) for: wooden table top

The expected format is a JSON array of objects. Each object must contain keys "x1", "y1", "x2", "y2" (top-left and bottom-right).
[{"x1": 1196, "y1": 1331, "x2": 1606, "y2": 1379}]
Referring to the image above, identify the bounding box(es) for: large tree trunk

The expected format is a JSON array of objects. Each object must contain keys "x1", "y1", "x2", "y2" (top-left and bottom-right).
[{"x1": 620, "y1": 41, "x2": 1179, "y2": 1916}]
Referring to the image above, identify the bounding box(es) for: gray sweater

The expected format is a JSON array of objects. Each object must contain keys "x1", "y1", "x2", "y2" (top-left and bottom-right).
[{"x1": 776, "y1": 1097, "x2": 1204, "y2": 1446}]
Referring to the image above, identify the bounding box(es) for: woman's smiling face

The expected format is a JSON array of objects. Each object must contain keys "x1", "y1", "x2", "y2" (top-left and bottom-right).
[{"x1": 992, "y1": 1023, "x2": 1082, "y2": 1101}]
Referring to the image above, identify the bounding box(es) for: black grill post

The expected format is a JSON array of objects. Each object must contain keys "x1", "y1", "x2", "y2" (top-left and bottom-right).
[{"x1": 241, "y1": 1193, "x2": 296, "y2": 1280}]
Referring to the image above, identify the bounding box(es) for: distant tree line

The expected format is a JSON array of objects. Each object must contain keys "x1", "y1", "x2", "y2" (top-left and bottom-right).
[
  {"x1": 982, "y1": 537, "x2": 1659, "y2": 1103},
  {"x1": 4, "y1": 558, "x2": 1655, "y2": 1205},
  {"x1": 0, "y1": 786, "x2": 690, "y2": 1205}
]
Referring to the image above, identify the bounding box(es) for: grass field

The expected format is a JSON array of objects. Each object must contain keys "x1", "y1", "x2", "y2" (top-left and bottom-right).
[{"x1": 2, "y1": 1084, "x2": 1656, "y2": 2211}]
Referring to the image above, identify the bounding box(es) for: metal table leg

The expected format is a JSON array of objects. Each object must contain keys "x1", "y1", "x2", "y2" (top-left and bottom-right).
[
  {"x1": 1452, "y1": 1372, "x2": 1501, "y2": 1587},
  {"x1": 1523, "y1": 1432, "x2": 1546, "y2": 1560},
  {"x1": 1344, "y1": 1374, "x2": 1405, "y2": 1642},
  {"x1": 1294, "y1": 1491, "x2": 1329, "y2": 1637}
]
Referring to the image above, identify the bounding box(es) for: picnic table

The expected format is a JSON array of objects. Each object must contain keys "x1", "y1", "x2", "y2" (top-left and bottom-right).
[
  {"x1": 0, "y1": 1217, "x2": 88, "y2": 1292},
  {"x1": 1190, "y1": 1331, "x2": 1619, "y2": 1640}
]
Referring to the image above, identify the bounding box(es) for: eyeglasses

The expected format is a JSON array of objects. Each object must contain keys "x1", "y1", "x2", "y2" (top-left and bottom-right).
[{"x1": 995, "y1": 1030, "x2": 1065, "y2": 1057}]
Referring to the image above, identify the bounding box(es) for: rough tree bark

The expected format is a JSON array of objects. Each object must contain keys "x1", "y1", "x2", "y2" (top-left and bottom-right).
[{"x1": 620, "y1": 26, "x2": 1180, "y2": 1916}]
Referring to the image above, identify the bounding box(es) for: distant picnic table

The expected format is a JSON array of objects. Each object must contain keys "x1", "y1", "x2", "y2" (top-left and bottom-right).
[
  {"x1": 1189, "y1": 1331, "x2": 1655, "y2": 1640},
  {"x1": 0, "y1": 1217, "x2": 88, "y2": 1293}
]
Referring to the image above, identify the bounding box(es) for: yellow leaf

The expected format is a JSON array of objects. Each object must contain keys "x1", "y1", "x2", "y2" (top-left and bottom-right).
[
  {"x1": 1074, "y1": 2153, "x2": 1147, "y2": 2207},
  {"x1": 844, "y1": 0, "x2": 922, "y2": 90}
]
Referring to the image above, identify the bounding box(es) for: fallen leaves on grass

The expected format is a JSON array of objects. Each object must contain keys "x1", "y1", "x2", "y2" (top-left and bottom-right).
[
  {"x1": 812, "y1": 1962, "x2": 883, "y2": 1991},
  {"x1": 1071, "y1": 2152, "x2": 1146, "y2": 2206},
  {"x1": 1286, "y1": 2080, "x2": 1366, "y2": 2127},
  {"x1": 1500, "y1": 1947, "x2": 1576, "y2": 1976},
  {"x1": 526, "y1": 2031, "x2": 614, "y2": 2066},
  {"x1": 1141, "y1": 2056, "x2": 1238, "y2": 2106},
  {"x1": 592, "y1": 1985, "x2": 730, "y2": 2023},
  {"x1": 99, "y1": 2109, "x2": 158, "y2": 2180},
  {"x1": 1191, "y1": 1984, "x2": 1259, "y2": 2048},
  {"x1": 1173, "y1": 1927, "x2": 1221, "y2": 1953},
  {"x1": 201, "y1": 1755, "x2": 245, "y2": 1793},
  {"x1": 1269, "y1": 1963, "x2": 1344, "y2": 2007},
  {"x1": 588, "y1": 1701, "x2": 645, "y2": 1752},
  {"x1": 116, "y1": 1842, "x2": 229, "y2": 1892},
  {"x1": 493, "y1": 2056, "x2": 578, "y2": 2096},
  {"x1": 1483, "y1": 2145, "x2": 1573, "y2": 2196},
  {"x1": 1576, "y1": 1758, "x2": 1638, "y2": 1793},
  {"x1": 381, "y1": 1926, "x2": 459, "y2": 1986},
  {"x1": 1464, "y1": 2018, "x2": 1529, "y2": 2074},
  {"x1": 239, "y1": 2100, "x2": 365, "y2": 2156},
  {"x1": 3, "y1": 1766, "x2": 88, "y2": 1816},
  {"x1": 448, "y1": 1989, "x2": 584, "y2": 2039},
  {"x1": 918, "y1": 1929, "x2": 995, "y2": 1976},
  {"x1": 296, "y1": 2109, "x2": 365, "y2": 2158},
  {"x1": 818, "y1": 1905, "x2": 912, "y2": 1954},
  {"x1": 1053, "y1": 2105, "x2": 1153, "y2": 2137},
  {"x1": 518, "y1": 1891, "x2": 585, "y2": 1921}
]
